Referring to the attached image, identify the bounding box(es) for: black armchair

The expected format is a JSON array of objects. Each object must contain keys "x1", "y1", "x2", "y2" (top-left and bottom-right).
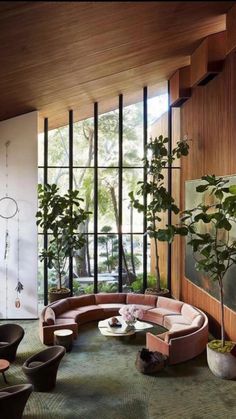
[
  {"x1": 0, "y1": 324, "x2": 24, "y2": 361},
  {"x1": 22, "y1": 345, "x2": 66, "y2": 391},
  {"x1": 0, "y1": 384, "x2": 32, "y2": 419}
]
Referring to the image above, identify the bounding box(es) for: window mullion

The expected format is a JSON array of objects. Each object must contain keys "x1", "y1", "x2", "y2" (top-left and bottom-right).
[
  {"x1": 69, "y1": 110, "x2": 73, "y2": 296},
  {"x1": 94, "y1": 103, "x2": 98, "y2": 293},
  {"x1": 118, "y1": 94, "x2": 123, "y2": 293},
  {"x1": 143, "y1": 87, "x2": 148, "y2": 292},
  {"x1": 43, "y1": 118, "x2": 48, "y2": 306}
]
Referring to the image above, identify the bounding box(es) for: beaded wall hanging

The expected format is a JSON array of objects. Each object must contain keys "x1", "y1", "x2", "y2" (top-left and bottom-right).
[{"x1": 0, "y1": 141, "x2": 23, "y2": 311}]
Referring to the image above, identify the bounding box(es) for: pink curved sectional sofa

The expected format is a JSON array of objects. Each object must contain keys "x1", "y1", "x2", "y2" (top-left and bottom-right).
[{"x1": 39, "y1": 293, "x2": 208, "y2": 365}]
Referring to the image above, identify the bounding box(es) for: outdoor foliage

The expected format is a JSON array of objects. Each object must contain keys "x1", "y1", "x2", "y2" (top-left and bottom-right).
[{"x1": 37, "y1": 96, "x2": 170, "y2": 297}]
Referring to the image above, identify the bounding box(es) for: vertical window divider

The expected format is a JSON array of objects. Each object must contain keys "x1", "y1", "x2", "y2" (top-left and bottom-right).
[
  {"x1": 167, "y1": 81, "x2": 172, "y2": 294},
  {"x1": 118, "y1": 94, "x2": 123, "y2": 293},
  {"x1": 94, "y1": 103, "x2": 98, "y2": 294},
  {"x1": 143, "y1": 87, "x2": 148, "y2": 292},
  {"x1": 43, "y1": 118, "x2": 48, "y2": 306},
  {"x1": 69, "y1": 110, "x2": 73, "y2": 296}
]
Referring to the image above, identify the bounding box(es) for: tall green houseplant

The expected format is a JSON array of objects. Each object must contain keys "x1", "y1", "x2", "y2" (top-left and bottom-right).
[
  {"x1": 37, "y1": 184, "x2": 91, "y2": 298},
  {"x1": 181, "y1": 175, "x2": 236, "y2": 349},
  {"x1": 129, "y1": 135, "x2": 189, "y2": 294}
]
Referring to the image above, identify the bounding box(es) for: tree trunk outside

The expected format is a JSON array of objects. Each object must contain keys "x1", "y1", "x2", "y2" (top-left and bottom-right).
[
  {"x1": 106, "y1": 242, "x2": 110, "y2": 272},
  {"x1": 130, "y1": 204, "x2": 136, "y2": 275},
  {"x1": 109, "y1": 185, "x2": 134, "y2": 284}
]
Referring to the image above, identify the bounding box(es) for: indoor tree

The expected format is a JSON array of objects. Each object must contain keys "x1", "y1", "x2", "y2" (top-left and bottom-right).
[
  {"x1": 37, "y1": 184, "x2": 91, "y2": 301},
  {"x1": 181, "y1": 175, "x2": 236, "y2": 350},
  {"x1": 129, "y1": 134, "x2": 189, "y2": 294}
]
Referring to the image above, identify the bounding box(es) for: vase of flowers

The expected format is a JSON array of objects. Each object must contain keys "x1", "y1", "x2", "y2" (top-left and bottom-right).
[{"x1": 119, "y1": 305, "x2": 144, "y2": 329}]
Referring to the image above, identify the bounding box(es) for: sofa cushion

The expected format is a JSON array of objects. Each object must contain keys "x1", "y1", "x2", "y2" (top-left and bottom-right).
[
  {"x1": 164, "y1": 315, "x2": 191, "y2": 329},
  {"x1": 51, "y1": 299, "x2": 70, "y2": 316},
  {"x1": 76, "y1": 306, "x2": 104, "y2": 324},
  {"x1": 55, "y1": 318, "x2": 78, "y2": 326},
  {"x1": 95, "y1": 293, "x2": 126, "y2": 304},
  {"x1": 75, "y1": 305, "x2": 103, "y2": 314},
  {"x1": 44, "y1": 307, "x2": 56, "y2": 325},
  {"x1": 143, "y1": 306, "x2": 183, "y2": 326},
  {"x1": 126, "y1": 293, "x2": 157, "y2": 306},
  {"x1": 57, "y1": 310, "x2": 82, "y2": 322},
  {"x1": 165, "y1": 325, "x2": 199, "y2": 342},
  {"x1": 67, "y1": 294, "x2": 95, "y2": 309},
  {"x1": 153, "y1": 307, "x2": 181, "y2": 317},
  {"x1": 191, "y1": 314, "x2": 204, "y2": 328},
  {"x1": 156, "y1": 297, "x2": 183, "y2": 313},
  {"x1": 181, "y1": 304, "x2": 200, "y2": 322},
  {"x1": 98, "y1": 303, "x2": 125, "y2": 311}
]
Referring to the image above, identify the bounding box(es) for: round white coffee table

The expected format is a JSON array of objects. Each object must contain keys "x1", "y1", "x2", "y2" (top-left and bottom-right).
[
  {"x1": 54, "y1": 329, "x2": 73, "y2": 352},
  {"x1": 98, "y1": 316, "x2": 153, "y2": 337}
]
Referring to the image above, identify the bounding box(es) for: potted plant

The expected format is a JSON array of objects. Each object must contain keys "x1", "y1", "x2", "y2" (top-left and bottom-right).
[
  {"x1": 181, "y1": 174, "x2": 236, "y2": 379},
  {"x1": 37, "y1": 184, "x2": 91, "y2": 303},
  {"x1": 129, "y1": 135, "x2": 189, "y2": 295}
]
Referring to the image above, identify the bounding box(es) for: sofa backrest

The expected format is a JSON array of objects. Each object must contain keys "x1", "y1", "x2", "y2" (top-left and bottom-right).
[
  {"x1": 126, "y1": 293, "x2": 157, "y2": 306},
  {"x1": 67, "y1": 294, "x2": 96, "y2": 309},
  {"x1": 95, "y1": 293, "x2": 126, "y2": 304},
  {"x1": 156, "y1": 297, "x2": 183, "y2": 313},
  {"x1": 50, "y1": 299, "x2": 70, "y2": 316}
]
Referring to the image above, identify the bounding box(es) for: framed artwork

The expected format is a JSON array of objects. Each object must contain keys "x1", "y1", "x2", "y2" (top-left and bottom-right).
[{"x1": 185, "y1": 175, "x2": 236, "y2": 312}]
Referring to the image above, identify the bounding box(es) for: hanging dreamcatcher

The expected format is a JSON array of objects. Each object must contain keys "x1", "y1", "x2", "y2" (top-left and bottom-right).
[{"x1": 0, "y1": 141, "x2": 23, "y2": 310}]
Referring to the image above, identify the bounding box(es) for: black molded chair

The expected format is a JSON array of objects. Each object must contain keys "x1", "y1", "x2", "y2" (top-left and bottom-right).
[
  {"x1": 22, "y1": 345, "x2": 66, "y2": 391},
  {"x1": 0, "y1": 324, "x2": 24, "y2": 361},
  {"x1": 0, "y1": 384, "x2": 32, "y2": 419}
]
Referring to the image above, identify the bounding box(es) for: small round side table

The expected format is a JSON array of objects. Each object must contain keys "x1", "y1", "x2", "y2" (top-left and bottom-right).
[
  {"x1": 0, "y1": 359, "x2": 10, "y2": 384},
  {"x1": 54, "y1": 329, "x2": 73, "y2": 352}
]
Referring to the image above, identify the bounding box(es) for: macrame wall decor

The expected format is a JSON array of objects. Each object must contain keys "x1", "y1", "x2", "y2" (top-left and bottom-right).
[{"x1": 0, "y1": 141, "x2": 23, "y2": 312}]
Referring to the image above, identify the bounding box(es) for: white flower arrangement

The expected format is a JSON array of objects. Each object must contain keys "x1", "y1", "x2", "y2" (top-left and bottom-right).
[{"x1": 119, "y1": 305, "x2": 144, "y2": 323}]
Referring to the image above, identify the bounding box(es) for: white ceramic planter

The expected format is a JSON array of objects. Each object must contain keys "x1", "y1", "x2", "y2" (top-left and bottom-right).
[{"x1": 207, "y1": 343, "x2": 236, "y2": 379}]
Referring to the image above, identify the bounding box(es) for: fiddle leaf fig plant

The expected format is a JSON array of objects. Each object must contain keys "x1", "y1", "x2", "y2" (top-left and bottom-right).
[
  {"x1": 129, "y1": 135, "x2": 189, "y2": 294},
  {"x1": 36, "y1": 184, "x2": 91, "y2": 291},
  {"x1": 181, "y1": 175, "x2": 236, "y2": 348}
]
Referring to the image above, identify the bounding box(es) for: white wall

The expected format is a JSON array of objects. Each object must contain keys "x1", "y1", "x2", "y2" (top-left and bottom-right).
[{"x1": 0, "y1": 111, "x2": 38, "y2": 318}]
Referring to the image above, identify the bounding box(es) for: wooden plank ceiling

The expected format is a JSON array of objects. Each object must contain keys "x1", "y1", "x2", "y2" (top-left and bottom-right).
[{"x1": 0, "y1": 1, "x2": 234, "y2": 129}]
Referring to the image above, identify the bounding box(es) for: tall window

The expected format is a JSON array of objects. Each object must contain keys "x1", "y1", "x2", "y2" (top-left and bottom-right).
[{"x1": 38, "y1": 88, "x2": 168, "y2": 304}]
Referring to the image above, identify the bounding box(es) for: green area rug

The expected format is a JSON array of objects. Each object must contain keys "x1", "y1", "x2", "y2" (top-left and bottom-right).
[{"x1": 1, "y1": 320, "x2": 236, "y2": 419}]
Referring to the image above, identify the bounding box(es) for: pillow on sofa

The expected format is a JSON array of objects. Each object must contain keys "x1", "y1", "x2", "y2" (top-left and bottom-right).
[
  {"x1": 181, "y1": 304, "x2": 200, "y2": 322},
  {"x1": 44, "y1": 307, "x2": 56, "y2": 325},
  {"x1": 157, "y1": 297, "x2": 183, "y2": 313}
]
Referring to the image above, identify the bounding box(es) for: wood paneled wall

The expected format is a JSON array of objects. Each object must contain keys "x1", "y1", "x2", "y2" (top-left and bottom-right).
[{"x1": 179, "y1": 50, "x2": 236, "y2": 341}]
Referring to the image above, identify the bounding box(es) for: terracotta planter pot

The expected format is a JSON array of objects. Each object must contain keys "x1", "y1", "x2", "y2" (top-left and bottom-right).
[
  {"x1": 207, "y1": 342, "x2": 236, "y2": 379},
  {"x1": 48, "y1": 288, "x2": 71, "y2": 303}
]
